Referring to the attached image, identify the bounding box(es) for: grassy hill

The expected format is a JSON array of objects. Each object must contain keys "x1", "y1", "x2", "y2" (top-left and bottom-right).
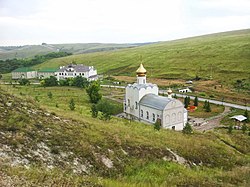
[
  {"x1": 0, "y1": 84, "x2": 250, "y2": 186},
  {"x1": 33, "y1": 29, "x2": 250, "y2": 86},
  {"x1": 0, "y1": 43, "x2": 140, "y2": 60}
]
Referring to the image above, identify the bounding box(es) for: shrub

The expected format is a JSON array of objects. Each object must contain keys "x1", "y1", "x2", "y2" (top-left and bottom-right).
[
  {"x1": 18, "y1": 78, "x2": 30, "y2": 85},
  {"x1": 154, "y1": 119, "x2": 161, "y2": 131},
  {"x1": 69, "y1": 98, "x2": 75, "y2": 111},
  {"x1": 47, "y1": 92, "x2": 53, "y2": 99},
  {"x1": 86, "y1": 81, "x2": 102, "y2": 104},
  {"x1": 228, "y1": 124, "x2": 233, "y2": 134},
  {"x1": 91, "y1": 104, "x2": 98, "y2": 118},
  {"x1": 182, "y1": 123, "x2": 193, "y2": 134},
  {"x1": 194, "y1": 96, "x2": 198, "y2": 106}
]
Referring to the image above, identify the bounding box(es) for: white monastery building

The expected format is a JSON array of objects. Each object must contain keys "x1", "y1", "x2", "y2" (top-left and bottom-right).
[
  {"x1": 55, "y1": 64, "x2": 98, "y2": 81},
  {"x1": 124, "y1": 64, "x2": 187, "y2": 130}
]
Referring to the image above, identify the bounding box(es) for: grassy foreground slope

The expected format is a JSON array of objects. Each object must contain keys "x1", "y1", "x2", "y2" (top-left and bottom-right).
[
  {"x1": 0, "y1": 85, "x2": 250, "y2": 186},
  {"x1": 34, "y1": 29, "x2": 250, "y2": 85}
]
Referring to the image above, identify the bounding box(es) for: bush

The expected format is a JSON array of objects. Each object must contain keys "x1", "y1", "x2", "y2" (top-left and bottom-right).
[
  {"x1": 86, "y1": 81, "x2": 102, "y2": 104},
  {"x1": 47, "y1": 92, "x2": 53, "y2": 99},
  {"x1": 154, "y1": 119, "x2": 161, "y2": 131},
  {"x1": 91, "y1": 104, "x2": 98, "y2": 118},
  {"x1": 97, "y1": 99, "x2": 115, "y2": 120},
  {"x1": 228, "y1": 124, "x2": 233, "y2": 134},
  {"x1": 69, "y1": 98, "x2": 75, "y2": 111},
  {"x1": 43, "y1": 76, "x2": 58, "y2": 87},
  {"x1": 18, "y1": 78, "x2": 30, "y2": 85},
  {"x1": 182, "y1": 123, "x2": 193, "y2": 134}
]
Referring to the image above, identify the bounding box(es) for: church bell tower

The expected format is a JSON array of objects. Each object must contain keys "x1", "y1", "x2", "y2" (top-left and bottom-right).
[{"x1": 136, "y1": 63, "x2": 147, "y2": 84}]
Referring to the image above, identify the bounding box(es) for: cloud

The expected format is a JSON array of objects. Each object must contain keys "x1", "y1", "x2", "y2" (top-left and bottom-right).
[{"x1": 0, "y1": 0, "x2": 249, "y2": 45}]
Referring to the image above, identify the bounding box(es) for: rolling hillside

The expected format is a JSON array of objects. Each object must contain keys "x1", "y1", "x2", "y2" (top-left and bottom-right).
[
  {"x1": 0, "y1": 85, "x2": 250, "y2": 186},
  {"x1": 34, "y1": 29, "x2": 250, "y2": 85},
  {"x1": 0, "y1": 43, "x2": 142, "y2": 60}
]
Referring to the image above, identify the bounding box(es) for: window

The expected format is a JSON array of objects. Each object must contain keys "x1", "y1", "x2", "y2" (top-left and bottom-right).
[
  {"x1": 146, "y1": 111, "x2": 149, "y2": 119},
  {"x1": 135, "y1": 102, "x2": 138, "y2": 109},
  {"x1": 128, "y1": 99, "x2": 130, "y2": 107},
  {"x1": 153, "y1": 113, "x2": 155, "y2": 121},
  {"x1": 79, "y1": 73, "x2": 81, "y2": 75},
  {"x1": 141, "y1": 110, "x2": 143, "y2": 117},
  {"x1": 59, "y1": 73, "x2": 61, "y2": 75},
  {"x1": 75, "y1": 73, "x2": 77, "y2": 76}
]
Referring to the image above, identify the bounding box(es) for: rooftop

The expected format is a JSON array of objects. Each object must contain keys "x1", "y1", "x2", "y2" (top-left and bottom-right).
[
  {"x1": 139, "y1": 93, "x2": 173, "y2": 110},
  {"x1": 56, "y1": 64, "x2": 93, "y2": 72},
  {"x1": 38, "y1": 68, "x2": 57, "y2": 72},
  {"x1": 12, "y1": 67, "x2": 35, "y2": 72}
]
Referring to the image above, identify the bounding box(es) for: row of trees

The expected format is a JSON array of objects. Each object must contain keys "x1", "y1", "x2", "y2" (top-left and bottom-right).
[
  {"x1": 184, "y1": 96, "x2": 199, "y2": 108},
  {"x1": 40, "y1": 76, "x2": 89, "y2": 88},
  {"x1": 0, "y1": 52, "x2": 72, "y2": 74}
]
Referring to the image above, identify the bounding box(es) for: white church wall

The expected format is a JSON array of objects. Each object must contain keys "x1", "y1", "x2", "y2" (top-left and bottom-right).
[
  {"x1": 139, "y1": 105, "x2": 162, "y2": 124},
  {"x1": 162, "y1": 99, "x2": 185, "y2": 130}
]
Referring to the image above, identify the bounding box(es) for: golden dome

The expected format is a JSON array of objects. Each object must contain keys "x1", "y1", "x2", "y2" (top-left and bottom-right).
[
  {"x1": 136, "y1": 63, "x2": 147, "y2": 76},
  {"x1": 167, "y1": 88, "x2": 173, "y2": 94}
]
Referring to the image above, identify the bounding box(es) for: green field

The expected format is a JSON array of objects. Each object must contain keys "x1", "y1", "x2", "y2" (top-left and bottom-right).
[
  {"x1": 33, "y1": 29, "x2": 250, "y2": 85},
  {"x1": 0, "y1": 84, "x2": 250, "y2": 186}
]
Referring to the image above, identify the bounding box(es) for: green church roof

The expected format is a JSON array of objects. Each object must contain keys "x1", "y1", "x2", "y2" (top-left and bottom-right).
[
  {"x1": 37, "y1": 68, "x2": 57, "y2": 72},
  {"x1": 12, "y1": 67, "x2": 35, "y2": 72}
]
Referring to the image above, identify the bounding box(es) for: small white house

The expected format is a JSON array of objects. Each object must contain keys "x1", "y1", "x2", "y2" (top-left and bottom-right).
[
  {"x1": 12, "y1": 67, "x2": 37, "y2": 79},
  {"x1": 179, "y1": 88, "x2": 192, "y2": 93},
  {"x1": 55, "y1": 64, "x2": 98, "y2": 81}
]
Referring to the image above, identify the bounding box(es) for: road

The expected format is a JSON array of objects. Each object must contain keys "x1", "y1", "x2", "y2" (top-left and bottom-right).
[
  {"x1": 100, "y1": 85, "x2": 249, "y2": 111},
  {"x1": 1, "y1": 82, "x2": 248, "y2": 111}
]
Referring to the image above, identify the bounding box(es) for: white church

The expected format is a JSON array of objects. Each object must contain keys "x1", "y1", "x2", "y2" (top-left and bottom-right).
[{"x1": 124, "y1": 64, "x2": 187, "y2": 130}]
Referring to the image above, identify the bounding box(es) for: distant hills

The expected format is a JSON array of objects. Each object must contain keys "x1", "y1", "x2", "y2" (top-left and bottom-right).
[
  {"x1": 0, "y1": 43, "x2": 151, "y2": 60},
  {"x1": 33, "y1": 29, "x2": 250, "y2": 85}
]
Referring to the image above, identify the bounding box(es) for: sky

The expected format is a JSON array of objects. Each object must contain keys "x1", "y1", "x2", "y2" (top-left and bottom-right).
[{"x1": 0, "y1": 0, "x2": 250, "y2": 46}]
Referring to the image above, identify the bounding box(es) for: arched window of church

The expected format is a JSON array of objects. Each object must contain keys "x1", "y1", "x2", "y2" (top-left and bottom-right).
[
  {"x1": 146, "y1": 111, "x2": 149, "y2": 119},
  {"x1": 135, "y1": 102, "x2": 138, "y2": 109},
  {"x1": 128, "y1": 99, "x2": 130, "y2": 107},
  {"x1": 153, "y1": 113, "x2": 155, "y2": 121},
  {"x1": 141, "y1": 110, "x2": 143, "y2": 117}
]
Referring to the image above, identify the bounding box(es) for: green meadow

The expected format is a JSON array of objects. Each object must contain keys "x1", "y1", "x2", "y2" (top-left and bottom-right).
[
  {"x1": 1, "y1": 84, "x2": 250, "y2": 186},
  {"x1": 33, "y1": 29, "x2": 250, "y2": 86}
]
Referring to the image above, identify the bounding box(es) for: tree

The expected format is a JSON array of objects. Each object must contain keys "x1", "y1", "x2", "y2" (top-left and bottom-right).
[
  {"x1": 69, "y1": 98, "x2": 75, "y2": 111},
  {"x1": 194, "y1": 96, "x2": 198, "y2": 106},
  {"x1": 228, "y1": 124, "x2": 233, "y2": 134},
  {"x1": 18, "y1": 78, "x2": 30, "y2": 85},
  {"x1": 91, "y1": 104, "x2": 98, "y2": 118},
  {"x1": 244, "y1": 110, "x2": 249, "y2": 123},
  {"x1": 187, "y1": 96, "x2": 191, "y2": 105},
  {"x1": 73, "y1": 76, "x2": 89, "y2": 88},
  {"x1": 184, "y1": 97, "x2": 188, "y2": 108},
  {"x1": 203, "y1": 100, "x2": 207, "y2": 109},
  {"x1": 242, "y1": 123, "x2": 247, "y2": 134},
  {"x1": 205, "y1": 101, "x2": 211, "y2": 112},
  {"x1": 182, "y1": 123, "x2": 193, "y2": 134},
  {"x1": 44, "y1": 76, "x2": 58, "y2": 87},
  {"x1": 86, "y1": 81, "x2": 102, "y2": 103},
  {"x1": 97, "y1": 99, "x2": 115, "y2": 120},
  {"x1": 47, "y1": 91, "x2": 53, "y2": 99},
  {"x1": 0, "y1": 74, "x2": 2, "y2": 79},
  {"x1": 154, "y1": 119, "x2": 161, "y2": 131}
]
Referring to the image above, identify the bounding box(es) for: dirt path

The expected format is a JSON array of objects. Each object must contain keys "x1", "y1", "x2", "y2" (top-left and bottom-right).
[{"x1": 192, "y1": 106, "x2": 231, "y2": 132}]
